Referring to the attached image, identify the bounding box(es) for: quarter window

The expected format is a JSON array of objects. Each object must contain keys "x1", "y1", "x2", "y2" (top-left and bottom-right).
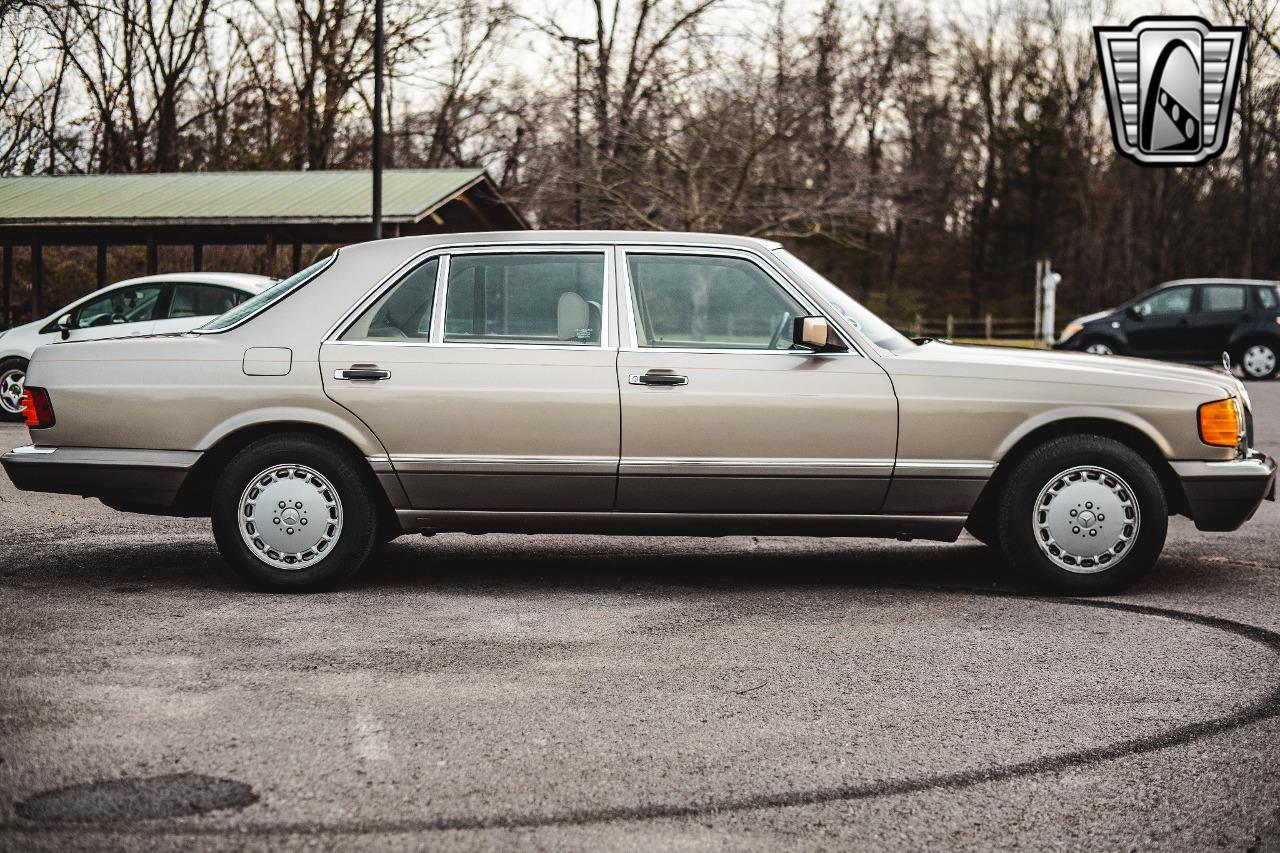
[
  {"x1": 627, "y1": 254, "x2": 808, "y2": 349},
  {"x1": 168, "y1": 284, "x2": 247, "y2": 319},
  {"x1": 73, "y1": 284, "x2": 163, "y2": 328},
  {"x1": 1133, "y1": 286, "x2": 1192, "y2": 317},
  {"x1": 341, "y1": 259, "x2": 440, "y2": 341},
  {"x1": 1200, "y1": 285, "x2": 1246, "y2": 313},
  {"x1": 443, "y1": 253, "x2": 605, "y2": 346}
]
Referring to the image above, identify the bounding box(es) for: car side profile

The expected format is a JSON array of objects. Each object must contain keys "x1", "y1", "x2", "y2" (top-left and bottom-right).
[
  {"x1": 2, "y1": 232, "x2": 1275, "y2": 594},
  {"x1": 1054, "y1": 278, "x2": 1280, "y2": 380},
  {"x1": 0, "y1": 272, "x2": 274, "y2": 420}
]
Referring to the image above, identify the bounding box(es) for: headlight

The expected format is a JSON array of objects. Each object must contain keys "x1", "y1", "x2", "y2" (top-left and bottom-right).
[{"x1": 1059, "y1": 322, "x2": 1084, "y2": 342}]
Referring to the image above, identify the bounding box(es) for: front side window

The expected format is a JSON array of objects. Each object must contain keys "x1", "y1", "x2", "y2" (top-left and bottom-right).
[
  {"x1": 341, "y1": 259, "x2": 439, "y2": 341},
  {"x1": 168, "y1": 284, "x2": 247, "y2": 319},
  {"x1": 199, "y1": 255, "x2": 334, "y2": 333},
  {"x1": 73, "y1": 284, "x2": 163, "y2": 328},
  {"x1": 1199, "y1": 285, "x2": 1246, "y2": 313},
  {"x1": 444, "y1": 253, "x2": 605, "y2": 346},
  {"x1": 1134, "y1": 286, "x2": 1193, "y2": 317},
  {"x1": 627, "y1": 254, "x2": 807, "y2": 349}
]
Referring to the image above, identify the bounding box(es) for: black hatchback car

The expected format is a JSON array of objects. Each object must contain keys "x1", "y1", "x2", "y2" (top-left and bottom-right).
[{"x1": 1055, "y1": 278, "x2": 1280, "y2": 380}]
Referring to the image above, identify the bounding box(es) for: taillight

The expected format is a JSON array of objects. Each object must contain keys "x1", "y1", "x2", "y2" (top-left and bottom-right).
[
  {"x1": 20, "y1": 386, "x2": 55, "y2": 429},
  {"x1": 1198, "y1": 398, "x2": 1240, "y2": 448}
]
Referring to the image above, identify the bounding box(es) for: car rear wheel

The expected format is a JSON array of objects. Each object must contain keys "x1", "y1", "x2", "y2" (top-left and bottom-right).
[
  {"x1": 1238, "y1": 341, "x2": 1278, "y2": 381},
  {"x1": 0, "y1": 357, "x2": 28, "y2": 421},
  {"x1": 211, "y1": 434, "x2": 378, "y2": 591},
  {"x1": 994, "y1": 435, "x2": 1167, "y2": 594}
]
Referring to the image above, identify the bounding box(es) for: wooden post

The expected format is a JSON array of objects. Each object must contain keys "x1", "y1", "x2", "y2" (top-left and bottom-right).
[
  {"x1": 261, "y1": 232, "x2": 276, "y2": 276},
  {"x1": 912, "y1": 313, "x2": 922, "y2": 337},
  {"x1": 192, "y1": 244, "x2": 203, "y2": 272},
  {"x1": 32, "y1": 241, "x2": 43, "y2": 319},
  {"x1": 146, "y1": 233, "x2": 158, "y2": 275},
  {"x1": 985, "y1": 313, "x2": 993, "y2": 340},
  {"x1": 96, "y1": 245, "x2": 108, "y2": 288},
  {"x1": 291, "y1": 242, "x2": 302, "y2": 273},
  {"x1": 2, "y1": 245, "x2": 12, "y2": 327},
  {"x1": 945, "y1": 314, "x2": 954, "y2": 339}
]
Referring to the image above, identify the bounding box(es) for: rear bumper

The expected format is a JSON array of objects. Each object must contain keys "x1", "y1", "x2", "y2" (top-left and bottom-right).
[
  {"x1": 1, "y1": 444, "x2": 198, "y2": 508},
  {"x1": 1172, "y1": 452, "x2": 1277, "y2": 532}
]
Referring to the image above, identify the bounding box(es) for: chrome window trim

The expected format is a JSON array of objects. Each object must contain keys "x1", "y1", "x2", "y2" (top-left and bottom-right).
[
  {"x1": 325, "y1": 244, "x2": 615, "y2": 349},
  {"x1": 195, "y1": 252, "x2": 338, "y2": 335},
  {"x1": 614, "y1": 244, "x2": 865, "y2": 357}
]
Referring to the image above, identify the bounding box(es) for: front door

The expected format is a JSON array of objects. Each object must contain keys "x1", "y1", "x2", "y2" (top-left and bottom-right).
[
  {"x1": 614, "y1": 248, "x2": 898, "y2": 515},
  {"x1": 1124, "y1": 285, "x2": 1195, "y2": 359},
  {"x1": 320, "y1": 247, "x2": 620, "y2": 512}
]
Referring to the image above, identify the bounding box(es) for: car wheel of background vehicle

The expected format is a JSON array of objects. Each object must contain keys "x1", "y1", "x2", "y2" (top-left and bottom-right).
[
  {"x1": 0, "y1": 357, "x2": 28, "y2": 421},
  {"x1": 1081, "y1": 338, "x2": 1118, "y2": 356},
  {"x1": 1237, "y1": 341, "x2": 1278, "y2": 381},
  {"x1": 211, "y1": 434, "x2": 378, "y2": 591},
  {"x1": 994, "y1": 435, "x2": 1167, "y2": 594}
]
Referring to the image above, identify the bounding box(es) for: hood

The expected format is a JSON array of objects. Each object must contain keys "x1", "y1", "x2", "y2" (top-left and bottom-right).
[
  {"x1": 1068, "y1": 309, "x2": 1115, "y2": 326},
  {"x1": 895, "y1": 342, "x2": 1241, "y2": 401}
]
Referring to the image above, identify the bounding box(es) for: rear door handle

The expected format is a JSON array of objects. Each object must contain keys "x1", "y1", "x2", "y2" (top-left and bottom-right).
[
  {"x1": 334, "y1": 368, "x2": 391, "y2": 381},
  {"x1": 629, "y1": 372, "x2": 688, "y2": 386}
]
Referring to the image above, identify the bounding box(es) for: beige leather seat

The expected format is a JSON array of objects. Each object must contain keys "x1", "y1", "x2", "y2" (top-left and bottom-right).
[{"x1": 557, "y1": 291, "x2": 593, "y2": 343}]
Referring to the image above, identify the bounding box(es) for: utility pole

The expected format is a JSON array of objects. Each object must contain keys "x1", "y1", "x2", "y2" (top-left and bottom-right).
[
  {"x1": 559, "y1": 35, "x2": 594, "y2": 228},
  {"x1": 372, "y1": 0, "x2": 384, "y2": 240}
]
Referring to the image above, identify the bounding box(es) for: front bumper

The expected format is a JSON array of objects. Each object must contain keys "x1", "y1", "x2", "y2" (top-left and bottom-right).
[
  {"x1": 1171, "y1": 451, "x2": 1277, "y2": 532},
  {"x1": 1, "y1": 444, "x2": 199, "y2": 508}
]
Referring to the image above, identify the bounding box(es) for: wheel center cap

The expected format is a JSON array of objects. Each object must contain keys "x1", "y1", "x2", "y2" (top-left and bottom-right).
[
  {"x1": 281, "y1": 508, "x2": 300, "y2": 525},
  {"x1": 1077, "y1": 510, "x2": 1097, "y2": 528}
]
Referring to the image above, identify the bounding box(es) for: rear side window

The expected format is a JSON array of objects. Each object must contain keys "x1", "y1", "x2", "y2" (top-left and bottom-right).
[
  {"x1": 1259, "y1": 287, "x2": 1278, "y2": 310},
  {"x1": 443, "y1": 253, "x2": 605, "y2": 346},
  {"x1": 341, "y1": 259, "x2": 439, "y2": 341},
  {"x1": 1200, "y1": 285, "x2": 1246, "y2": 313},
  {"x1": 198, "y1": 255, "x2": 334, "y2": 333}
]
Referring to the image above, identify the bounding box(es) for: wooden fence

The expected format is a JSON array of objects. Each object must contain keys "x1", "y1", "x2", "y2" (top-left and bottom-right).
[{"x1": 890, "y1": 314, "x2": 1041, "y2": 341}]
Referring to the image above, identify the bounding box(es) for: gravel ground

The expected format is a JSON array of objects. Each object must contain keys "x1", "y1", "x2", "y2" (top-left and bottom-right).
[{"x1": 2, "y1": 383, "x2": 1280, "y2": 851}]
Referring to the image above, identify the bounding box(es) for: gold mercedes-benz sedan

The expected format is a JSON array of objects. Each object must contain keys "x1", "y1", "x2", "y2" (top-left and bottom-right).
[{"x1": 3, "y1": 232, "x2": 1274, "y2": 593}]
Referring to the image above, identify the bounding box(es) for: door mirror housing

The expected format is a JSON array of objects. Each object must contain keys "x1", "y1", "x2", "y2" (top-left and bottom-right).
[
  {"x1": 56, "y1": 314, "x2": 72, "y2": 340},
  {"x1": 1125, "y1": 304, "x2": 1144, "y2": 321},
  {"x1": 793, "y1": 316, "x2": 846, "y2": 352}
]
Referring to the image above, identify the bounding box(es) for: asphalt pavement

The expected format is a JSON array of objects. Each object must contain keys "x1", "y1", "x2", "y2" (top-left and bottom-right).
[{"x1": 3, "y1": 381, "x2": 1280, "y2": 851}]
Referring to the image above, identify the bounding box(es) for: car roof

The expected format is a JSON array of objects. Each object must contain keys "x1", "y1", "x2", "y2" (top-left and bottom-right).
[
  {"x1": 335, "y1": 229, "x2": 783, "y2": 260},
  {"x1": 1156, "y1": 278, "x2": 1280, "y2": 289}
]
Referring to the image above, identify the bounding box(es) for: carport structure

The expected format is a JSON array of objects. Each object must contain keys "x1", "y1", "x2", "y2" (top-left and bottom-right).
[{"x1": 0, "y1": 169, "x2": 527, "y2": 323}]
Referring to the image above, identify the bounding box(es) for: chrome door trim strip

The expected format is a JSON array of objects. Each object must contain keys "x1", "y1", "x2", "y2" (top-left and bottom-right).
[
  {"x1": 619, "y1": 457, "x2": 894, "y2": 477},
  {"x1": 893, "y1": 460, "x2": 996, "y2": 478},
  {"x1": 372, "y1": 453, "x2": 617, "y2": 475}
]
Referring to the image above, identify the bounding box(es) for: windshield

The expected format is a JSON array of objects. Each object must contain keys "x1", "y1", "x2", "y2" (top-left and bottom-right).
[
  {"x1": 773, "y1": 249, "x2": 914, "y2": 351},
  {"x1": 196, "y1": 254, "x2": 335, "y2": 333}
]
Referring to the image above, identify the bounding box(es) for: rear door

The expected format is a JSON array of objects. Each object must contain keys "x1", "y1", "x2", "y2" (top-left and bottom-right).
[
  {"x1": 614, "y1": 246, "x2": 897, "y2": 515},
  {"x1": 320, "y1": 246, "x2": 620, "y2": 513},
  {"x1": 1187, "y1": 283, "x2": 1250, "y2": 359}
]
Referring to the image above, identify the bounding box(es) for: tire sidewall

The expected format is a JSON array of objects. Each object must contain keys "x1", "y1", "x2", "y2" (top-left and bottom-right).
[
  {"x1": 211, "y1": 435, "x2": 378, "y2": 591},
  {"x1": 0, "y1": 356, "x2": 29, "y2": 421},
  {"x1": 996, "y1": 436, "x2": 1168, "y2": 594}
]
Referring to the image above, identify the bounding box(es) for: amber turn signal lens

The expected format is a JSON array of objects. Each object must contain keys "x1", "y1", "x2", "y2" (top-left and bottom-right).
[
  {"x1": 20, "y1": 386, "x2": 55, "y2": 429},
  {"x1": 1198, "y1": 399, "x2": 1240, "y2": 447}
]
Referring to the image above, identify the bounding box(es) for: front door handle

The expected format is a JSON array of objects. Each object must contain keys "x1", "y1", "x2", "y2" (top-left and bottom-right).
[
  {"x1": 629, "y1": 372, "x2": 688, "y2": 387},
  {"x1": 334, "y1": 367, "x2": 391, "y2": 381}
]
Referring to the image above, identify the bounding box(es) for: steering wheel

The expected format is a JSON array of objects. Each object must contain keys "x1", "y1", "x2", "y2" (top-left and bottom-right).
[{"x1": 767, "y1": 313, "x2": 791, "y2": 350}]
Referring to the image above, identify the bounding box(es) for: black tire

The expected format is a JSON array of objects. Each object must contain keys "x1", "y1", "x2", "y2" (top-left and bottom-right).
[
  {"x1": 1080, "y1": 337, "x2": 1121, "y2": 356},
  {"x1": 211, "y1": 433, "x2": 379, "y2": 591},
  {"x1": 994, "y1": 435, "x2": 1168, "y2": 594},
  {"x1": 0, "y1": 356, "x2": 29, "y2": 422},
  {"x1": 1234, "y1": 339, "x2": 1279, "y2": 381}
]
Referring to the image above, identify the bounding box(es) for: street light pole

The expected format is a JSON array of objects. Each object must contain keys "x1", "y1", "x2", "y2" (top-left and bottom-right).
[
  {"x1": 559, "y1": 35, "x2": 594, "y2": 229},
  {"x1": 372, "y1": 0, "x2": 384, "y2": 240}
]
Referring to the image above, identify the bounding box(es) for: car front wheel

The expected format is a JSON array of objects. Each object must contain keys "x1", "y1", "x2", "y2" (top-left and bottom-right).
[
  {"x1": 1081, "y1": 338, "x2": 1118, "y2": 356},
  {"x1": 994, "y1": 435, "x2": 1167, "y2": 594},
  {"x1": 0, "y1": 357, "x2": 28, "y2": 421},
  {"x1": 1238, "y1": 341, "x2": 1279, "y2": 381},
  {"x1": 211, "y1": 434, "x2": 379, "y2": 591}
]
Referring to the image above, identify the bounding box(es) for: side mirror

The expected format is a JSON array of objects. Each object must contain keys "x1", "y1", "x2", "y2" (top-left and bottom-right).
[
  {"x1": 1125, "y1": 305, "x2": 1144, "y2": 321},
  {"x1": 56, "y1": 314, "x2": 72, "y2": 340},
  {"x1": 792, "y1": 316, "x2": 847, "y2": 352}
]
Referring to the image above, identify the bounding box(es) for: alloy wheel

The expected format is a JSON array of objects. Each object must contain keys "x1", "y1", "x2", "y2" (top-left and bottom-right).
[
  {"x1": 0, "y1": 367, "x2": 25, "y2": 416},
  {"x1": 237, "y1": 464, "x2": 344, "y2": 570},
  {"x1": 1033, "y1": 465, "x2": 1140, "y2": 574}
]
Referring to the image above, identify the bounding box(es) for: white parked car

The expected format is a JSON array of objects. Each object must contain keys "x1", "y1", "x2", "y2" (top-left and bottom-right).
[{"x1": 0, "y1": 272, "x2": 274, "y2": 420}]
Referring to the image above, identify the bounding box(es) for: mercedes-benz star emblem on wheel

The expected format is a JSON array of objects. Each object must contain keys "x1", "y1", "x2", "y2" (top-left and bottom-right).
[{"x1": 1095, "y1": 16, "x2": 1245, "y2": 166}]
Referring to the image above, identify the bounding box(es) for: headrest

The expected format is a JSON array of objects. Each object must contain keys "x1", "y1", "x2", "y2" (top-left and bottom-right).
[{"x1": 557, "y1": 291, "x2": 590, "y2": 341}]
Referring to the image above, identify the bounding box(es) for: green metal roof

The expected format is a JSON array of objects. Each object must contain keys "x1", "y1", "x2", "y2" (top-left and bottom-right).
[{"x1": 0, "y1": 169, "x2": 493, "y2": 224}]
